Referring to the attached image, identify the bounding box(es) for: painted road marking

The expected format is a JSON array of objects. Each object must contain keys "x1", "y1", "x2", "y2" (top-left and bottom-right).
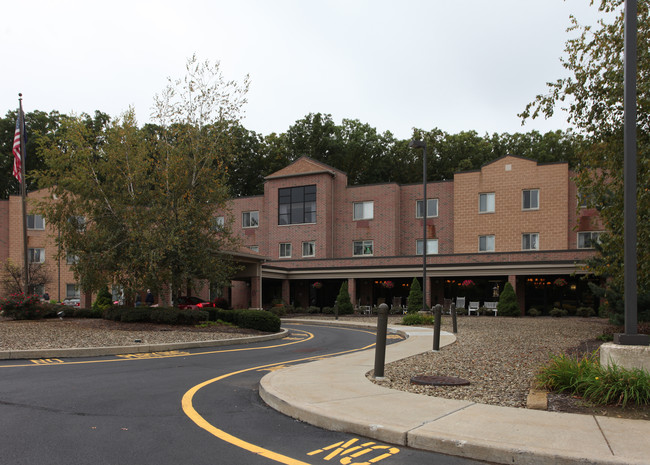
[
  {"x1": 308, "y1": 438, "x2": 400, "y2": 464},
  {"x1": 182, "y1": 338, "x2": 378, "y2": 465},
  {"x1": 0, "y1": 329, "x2": 314, "y2": 368},
  {"x1": 117, "y1": 350, "x2": 192, "y2": 359},
  {"x1": 30, "y1": 358, "x2": 64, "y2": 365}
]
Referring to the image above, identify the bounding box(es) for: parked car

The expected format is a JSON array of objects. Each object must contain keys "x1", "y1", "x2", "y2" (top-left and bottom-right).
[
  {"x1": 62, "y1": 298, "x2": 80, "y2": 307},
  {"x1": 176, "y1": 296, "x2": 214, "y2": 310}
]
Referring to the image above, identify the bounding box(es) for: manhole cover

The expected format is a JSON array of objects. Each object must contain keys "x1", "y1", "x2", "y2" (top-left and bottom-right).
[{"x1": 410, "y1": 375, "x2": 470, "y2": 386}]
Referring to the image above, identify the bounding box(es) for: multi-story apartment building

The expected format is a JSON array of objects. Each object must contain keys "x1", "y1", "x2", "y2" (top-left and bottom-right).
[
  {"x1": 224, "y1": 155, "x2": 603, "y2": 312},
  {"x1": 0, "y1": 154, "x2": 604, "y2": 313}
]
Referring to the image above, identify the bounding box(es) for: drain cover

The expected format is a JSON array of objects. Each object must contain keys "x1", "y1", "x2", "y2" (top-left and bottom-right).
[{"x1": 410, "y1": 375, "x2": 470, "y2": 386}]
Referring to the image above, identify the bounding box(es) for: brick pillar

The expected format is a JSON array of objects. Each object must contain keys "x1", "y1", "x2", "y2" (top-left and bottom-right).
[
  {"x1": 282, "y1": 279, "x2": 290, "y2": 306},
  {"x1": 348, "y1": 278, "x2": 356, "y2": 309},
  {"x1": 250, "y1": 276, "x2": 261, "y2": 309},
  {"x1": 508, "y1": 275, "x2": 526, "y2": 316},
  {"x1": 425, "y1": 276, "x2": 432, "y2": 309}
]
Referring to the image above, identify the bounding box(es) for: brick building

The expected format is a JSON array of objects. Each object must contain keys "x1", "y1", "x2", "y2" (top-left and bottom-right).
[
  {"x1": 0, "y1": 154, "x2": 604, "y2": 313},
  {"x1": 224, "y1": 155, "x2": 604, "y2": 313}
]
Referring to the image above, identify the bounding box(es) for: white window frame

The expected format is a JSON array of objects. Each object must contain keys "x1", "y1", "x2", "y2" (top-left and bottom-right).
[
  {"x1": 353, "y1": 240, "x2": 374, "y2": 256},
  {"x1": 479, "y1": 193, "x2": 495, "y2": 213},
  {"x1": 248, "y1": 245, "x2": 259, "y2": 252},
  {"x1": 214, "y1": 216, "x2": 225, "y2": 229},
  {"x1": 522, "y1": 233, "x2": 540, "y2": 250},
  {"x1": 302, "y1": 241, "x2": 315, "y2": 257},
  {"x1": 416, "y1": 239, "x2": 439, "y2": 255},
  {"x1": 279, "y1": 243, "x2": 292, "y2": 258},
  {"x1": 353, "y1": 201, "x2": 374, "y2": 221},
  {"x1": 242, "y1": 211, "x2": 259, "y2": 228},
  {"x1": 416, "y1": 199, "x2": 438, "y2": 218},
  {"x1": 66, "y1": 253, "x2": 79, "y2": 265},
  {"x1": 578, "y1": 231, "x2": 601, "y2": 249},
  {"x1": 28, "y1": 248, "x2": 45, "y2": 263},
  {"x1": 479, "y1": 235, "x2": 495, "y2": 252},
  {"x1": 522, "y1": 189, "x2": 540, "y2": 210},
  {"x1": 27, "y1": 214, "x2": 45, "y2": 230}
]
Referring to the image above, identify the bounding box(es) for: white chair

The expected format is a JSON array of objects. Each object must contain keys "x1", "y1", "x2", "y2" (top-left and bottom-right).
[
  {"x1": 468, "y1": 301, "x2": 480, "y2": 315},
  {"x1": 361, "y1": 305, "x2": 372, "y2": 315},
  {"x1": 455, "y1": 297, "x2": 466, "y2": 314},
  {"x1": 484, "y1": 301, "x2": 498, "y2": 316}
]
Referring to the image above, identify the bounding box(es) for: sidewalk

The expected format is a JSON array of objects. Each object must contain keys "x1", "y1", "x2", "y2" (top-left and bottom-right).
[{"x1": 260, "y1": 319, "x2": 650, "y2": 465}]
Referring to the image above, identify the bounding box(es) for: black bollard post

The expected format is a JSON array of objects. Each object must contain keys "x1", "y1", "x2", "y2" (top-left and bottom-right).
[
  {"x1": 451, "y1": 303, "x2": 458, "y2": 334},
  {"x1": 334, "y1": 302, "x2": 339, "y2": 320},
  {"x1": 373, "y1": 303, "x2": 389, "y2": 379},
  {"x1": 433, "y1": 304, "x2": 441, "y2": 351}
]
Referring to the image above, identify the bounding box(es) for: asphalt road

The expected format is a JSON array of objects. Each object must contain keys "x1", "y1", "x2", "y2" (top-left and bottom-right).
[{"x1": 0, "y1": 323, "x2": 486, "y2": 465}]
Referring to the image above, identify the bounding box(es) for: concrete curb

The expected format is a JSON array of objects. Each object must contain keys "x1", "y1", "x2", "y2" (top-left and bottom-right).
[{"x1": 0, "y1": 329, "x2": 289, "y2": 360}]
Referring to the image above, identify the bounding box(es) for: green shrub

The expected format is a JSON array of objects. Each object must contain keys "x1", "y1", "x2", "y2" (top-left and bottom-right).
[
  {"x1": 336, "y1": 282, "x2": 354, "y2": 315},
  {"x1": 150, "y1": 308, "x2": 180, "y2": 324},
  {"x1": 527, "y1": 307, "x2": 541, "y2": 317},
  {"x1": 177, "y1": 309, "x2": 208, "y2": 325},
  {"x1": 268, "y1": 305, "x2": 287, "y2": 317},
  {"x1": 307, "y1": 306, "x2": 320, "y2": 314},
  {"x1": 213, "y1": 297, "x2": 229, "y2": 309},
  {"x1": 401, "y1": 313, "x2": 435, "y2": 326},
  {"x1": 576, "y1": 306, "x2": 596, "y2": 317},
  {"x1": 235, "y1": 309, "x2": 281, "y2": 332},
  {"x1": 322, "y1": 306, "x2": 334, "y2": 314},
  {"x1": 92, "y1": 286, "x2": 113, "y2": 312},
  {"x1": 536, "y1": 352, "x2": 650, "y2": 407},
  {"x1": 120, "y1": 307, "x2": 153, "y2": 323},
  {"x1": 0, "y1": 293, "x2": 48, "y2": 320},
  {"x1": 102, "y1": 306, "x2": 124, "y2": 321},
  {"x1": 294, "y1": 306, "x2": 304, "y2": 314},
  {"x1": 72, "y1": 307, "x2": 102, "y2": 318},
  {"x1": 497, "y1": 282, "x2": 519, "y2": 316},
  {"x1": 407, "y1": 278, "x2": 424, "y2": 313},
  {"x1": 549, "y1": 307, "x2": 568, "y2": 317}
]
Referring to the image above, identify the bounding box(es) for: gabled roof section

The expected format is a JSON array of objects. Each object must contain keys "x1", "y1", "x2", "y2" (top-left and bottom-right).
[{"x1": 264, "y1": 156, "x2": 346, "y2": 181}]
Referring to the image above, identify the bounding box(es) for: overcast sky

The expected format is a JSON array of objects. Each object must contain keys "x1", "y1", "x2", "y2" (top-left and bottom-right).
[{"x1": 2, "y1": 0, "x2": 607, "y2": 139}]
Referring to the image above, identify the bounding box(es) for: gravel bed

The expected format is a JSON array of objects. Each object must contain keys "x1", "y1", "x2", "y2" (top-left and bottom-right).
[{"x1": 0, "y1": 318, "x2": 262, "y2": 351}]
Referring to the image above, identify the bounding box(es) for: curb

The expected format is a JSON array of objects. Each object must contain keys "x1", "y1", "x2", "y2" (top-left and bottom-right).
[{"x1": 0, "y1": 329, "x2": 289, "y2": 360}]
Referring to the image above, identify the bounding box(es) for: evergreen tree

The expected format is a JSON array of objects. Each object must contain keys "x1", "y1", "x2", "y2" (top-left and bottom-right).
[
  {"x1": 336, "y1": 281, "x2": 353, "y2": 315},
  {"x1": 497, "y1": 282, "x2": 519, "y2": 317},
  {"x1": 407, "y1": 278, "x2": 424, "y2": 313}
]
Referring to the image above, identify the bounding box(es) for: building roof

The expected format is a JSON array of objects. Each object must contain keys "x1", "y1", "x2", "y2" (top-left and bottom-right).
[{"x1": 264, "y1": 156, "x2": 346, "y2": 181}]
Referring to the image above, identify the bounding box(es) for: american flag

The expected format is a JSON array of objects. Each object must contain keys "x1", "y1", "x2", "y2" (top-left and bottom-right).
[{"x1": 12, "y1": 113, "x2": 22, "y2": 183}]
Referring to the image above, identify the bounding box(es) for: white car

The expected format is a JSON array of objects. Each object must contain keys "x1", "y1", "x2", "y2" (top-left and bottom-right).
[{"x1": 62, "y1": 298, "x2": 80, "y2": 307}]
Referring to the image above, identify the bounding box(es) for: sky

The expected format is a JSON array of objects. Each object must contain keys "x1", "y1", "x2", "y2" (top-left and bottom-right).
[{"x1": 2, "y1": 0, "x2": 608, "y2": 140}]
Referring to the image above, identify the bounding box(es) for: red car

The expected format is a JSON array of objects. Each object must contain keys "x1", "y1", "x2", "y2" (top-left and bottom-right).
[{"x1": 176, "y1": 296, "x2": 215, "y2": 310}]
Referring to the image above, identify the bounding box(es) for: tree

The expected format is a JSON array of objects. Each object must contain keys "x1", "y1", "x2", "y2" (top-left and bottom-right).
[
  {"x1": 335, "y1": 281, "x2": 353, "y2": 315},
  {"x1": 35, "y1": 56, "x2": 248, "y2": 302},
  {"x1": 521, "y1": 0, "x2": 650, "y2": 317},
  {"x1": 0, "y1": 259, "x2": 51, "y2": 295},
  {"x1": 497, "y1": 282, "x2": 519, "y2": 317},
  {"x1": 407, "y1": 278, "x2": 424, "y2": 313}
]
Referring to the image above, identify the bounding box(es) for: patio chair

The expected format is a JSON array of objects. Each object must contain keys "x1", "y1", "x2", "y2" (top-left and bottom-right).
[
  {"x1": 455, "y1": 297, "x2": 466, "y2": 314},
  {"x1": 468, "y1": 301, "x2": 480, "y2": 315},
  {"x1": 443, "y1": 298, "x2": 452, "y2": 315},
  {"x1": 484, "y1": 301, "x2": 498, "y2": 316}
]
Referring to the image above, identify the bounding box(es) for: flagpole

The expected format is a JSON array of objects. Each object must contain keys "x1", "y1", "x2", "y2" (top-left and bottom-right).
[{"x1": 18, "y1": 94, "x2": 29, "y2": 294}]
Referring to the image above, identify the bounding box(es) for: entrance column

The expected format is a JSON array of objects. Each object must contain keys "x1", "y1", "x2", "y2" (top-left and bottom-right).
[
  {"x1": 508, "y1": 275, "x2": 526, "y2": 315},
  {"x1": 348, "y1": 278, "x2": 357, "y2": 309},
  {"x1": 282, "y1": 279, "x2": 291, "y2": 306}
]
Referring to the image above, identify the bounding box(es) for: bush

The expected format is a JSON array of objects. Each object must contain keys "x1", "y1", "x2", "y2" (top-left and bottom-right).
[
  {"x1": 549, "y1": 307, "x2": 568, "y2": 317},
  {"x1": 527, "y1": 307, "x2": 541, "y2": 317},
  {"x1": 150, "y1": 308, "x2": 180, "y2": 324},
  {"x1": 576, "y1": 306, "x2": 596, "y2": 317},
  {"x1": 536, "y1": 352, "x2": 650, "y2": 407},
  {"x1": 72, "y1": 307, "x2": 103, "y2": 318},
  {"x1": 213, "y1": 297, "x2": 229, "y2": 309},
  {"x1": 336, "y1": 282, "x2": 354, "y2": 315},
  {"x1": 497, "y1": 282, "x2": 519, "y2": 316},
  {"x1": 92, "y1": 286, "x2": 113, "y2": 313},
  {"x1": 268, "y1": 305, "x2": 287, "y2": 317},
  {"x1": 401, "y1": 313, "x2": 435, "y2": 326},
  {"x1": 307, "y1": 306, "x2": 320, "y2": 314},
  {"x1": 407, "y1": 278, "x2": 424, "y2": 313},
  {"x1": 235, "y1": 309, "x2": 281, "y2": 332},
  {"x1": 120, "y1": 307, "x2": 153, "y2": 323},
  {"x1": 0, "y1": 293, "x2": 48, "y2": 320},
  {"x1": 322, "y1": 306, "x2": 334, "y2": 314}
]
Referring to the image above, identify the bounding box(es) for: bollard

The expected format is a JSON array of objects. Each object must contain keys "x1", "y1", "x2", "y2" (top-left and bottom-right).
[
  {"x1": 451, "y1": 303, "x2": 458, "y2": 334},
  {"x1": 334, "y1": 302, "x2": 339, "y2": 320},
  {"x1": 373, "y1": 303, "x2": 389, "y2": 379},
  {"x1": 433, "y1": 304, "x2": 442, "y2": 351}
]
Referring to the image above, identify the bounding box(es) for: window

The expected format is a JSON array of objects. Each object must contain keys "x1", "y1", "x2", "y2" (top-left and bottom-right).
[
  {"x1": 416, "y1": 199, "x2": 438, "y2": 218},
  {"x1": 28, "y1": 248, "x2": 45, "y2": 263},
  {"x1": 66, "y1": 253, "x2": 79, "y2": 264},
  {"x1": 302, "y1": 241, "x2": 315, "y2": 257},
  {"x1": 522, "y1": 233, "x2": 539, "y2": 250},
  {"x1": 66, "y1": 284, "x2": 80, "y2": 299},
  {"x1": 279, "y1": 243, "x2": 292, "y2": 258},
  {"x1": 416, "y1": 239, "x2": 439, "y2": 255},
  {"x1": 479, "y1": 193, "x2": 495, "y2": 213},
  {"x1": 248, "y1": 245, "x2": 259, "y2": 253},
  {"x1": 479, "y1": 235, "x2": 495, "y2": 252},
  {"x1": 578, "y1": 232, "x2": 601, "y2": 249},
  {"x1": 353, "y1": 201, "x2": 374, "y2": 220},
  {"x1": 27, "y1": 214, "x2": 45, "y2": 230},
  {"x1": 523, "y1": 189, "x2": 539, "y2": 210},
  {"x1": 242, "y1": 211, "x2": 259, "y2": 228},
  {"x1": 213, "y1": 216, "x2": 225, "y2": 229},
  {"x1": 353, "y1": 240, "x2": 373, "y2": 256},
  {"x1": 278, "y1": 185, "x2": 316, "y2": 225},
  {"x1": 69, "y1": 216, "x2": 86, "y2": 231}
]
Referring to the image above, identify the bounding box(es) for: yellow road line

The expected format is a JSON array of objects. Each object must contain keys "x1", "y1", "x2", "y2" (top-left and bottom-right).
[{"x1": 182, "y1": 340, "x2": 376, "y2": 465}]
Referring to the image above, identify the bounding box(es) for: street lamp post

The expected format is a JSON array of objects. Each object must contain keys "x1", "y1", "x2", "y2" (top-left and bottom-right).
[{"x1": 410, "y1": 139, "x2": 440, "y2": 350}]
